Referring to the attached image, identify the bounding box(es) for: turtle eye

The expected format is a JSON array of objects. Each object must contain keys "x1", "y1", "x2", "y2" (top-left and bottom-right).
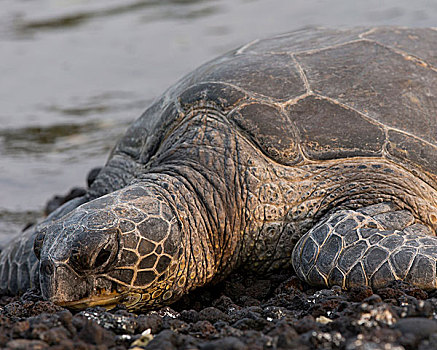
[
  {"x1": 93, "y1": 246, "x2": 112, "y2": 269},
  {"x1": 69, "y1": 230, "x2": 119, "y2": 274}
]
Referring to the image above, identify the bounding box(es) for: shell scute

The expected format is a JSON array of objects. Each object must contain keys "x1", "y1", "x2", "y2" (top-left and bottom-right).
[
  {"x1": 296, "y1": 40, "x2": 437, "y2": 145},
  {"x1": 286, "y1": 96, "x2": 385, "y2": 160},
  {"x1": 229, "y1": 102, "x2": 300, "y2": 164},
  {"x1": 387, "y1": 130, "x2": 437, "y2": 180},
  {"x1": 186, "y1": 53, "x2": 306, "y2": 100},
  {"x1": 362, "y1": 27, "x2": 437, "y2": 67}
]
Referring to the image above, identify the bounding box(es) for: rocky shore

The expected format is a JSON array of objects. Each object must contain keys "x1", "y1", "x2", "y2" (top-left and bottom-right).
[{"x1": 2, "y1": 270, "x2": 437, "y2": 350}]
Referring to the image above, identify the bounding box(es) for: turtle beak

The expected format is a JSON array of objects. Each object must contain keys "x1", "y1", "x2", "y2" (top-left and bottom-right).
[
  {"x1": 39, "y1": 258, "x2": 123, "y2": 309},
  {"x1": 39, "y1": 259, "x2": 88, "y2": 305}
]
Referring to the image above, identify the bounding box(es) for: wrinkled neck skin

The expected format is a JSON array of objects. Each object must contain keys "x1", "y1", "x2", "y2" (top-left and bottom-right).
[{"x1": 141, "y1": 107, "x2": 249, "y2": 279}]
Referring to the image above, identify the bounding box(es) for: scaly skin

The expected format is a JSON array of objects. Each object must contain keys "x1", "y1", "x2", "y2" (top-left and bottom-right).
[{"x1": 292, "y1": 204, "x2": 437, "y2": 290}]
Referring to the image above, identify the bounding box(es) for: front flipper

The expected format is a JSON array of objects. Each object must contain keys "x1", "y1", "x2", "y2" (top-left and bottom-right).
[
  {"x1": 0, "y1": 226, "x2": 40, "y2": 294},
  {"x1": 292, "y1": 203, "x2": 437, "y2": 290},
  {"x1": 0, "y1": 195, "x2": 88, "y2": 295}
]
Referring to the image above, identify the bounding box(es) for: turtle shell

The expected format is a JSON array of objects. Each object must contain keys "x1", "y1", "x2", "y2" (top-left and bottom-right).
[{"x1": 114, "y1": 27, "x2": 437, "y2": 183}]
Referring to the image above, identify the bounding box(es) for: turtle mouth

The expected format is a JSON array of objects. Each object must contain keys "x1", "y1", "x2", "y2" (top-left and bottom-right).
[
  {"x1": 55, "y1": 290, "x2": 145, "y2": 310},
  {"x1": 56, "y1": 292, "x2": 124, "y2": 310}
]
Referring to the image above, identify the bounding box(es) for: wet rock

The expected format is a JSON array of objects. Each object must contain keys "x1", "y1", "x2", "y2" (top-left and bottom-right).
[
  {"x1": 136, "y1": 313, "x2": 163, "y2": 334},
  {"x1": 294, "y1": 315, "x2": 320, "y2": 334},
  {"x1": 301, "y1": 330, "x2": 345, "y2": 349},
  {"x1": 394, "y1": 295, "x2": 435, "y2": 318},
  {"x1": 395, "y1": 317, "x2": 437, "y2": 340},
  {"x1": 232, "y1": 316, "x2": 269, "y2": 331},
  {"x1": 1, "y1": 270, "x2": 437, "y2": 349},
  {"x1": 143, "y1": 329, "x2": 178, "y2": 350},
  {"x1": 348, "y1": 285, "x2": 373, "y2": 302},
  {"x1": 77, "y1": 319, "x2": 116, "y2": 346},
  {"x1": 3, "y1": 298, "x2": 63, "y2": 319},
  {"x1": 164, "y1": 318, "x2": 189, "y2": 333},
  {"x1": 212, "y1": 295, "x2": 240, "y2": 314},
  {"x1": 190, "y1": 320, "x2": 217, "y2": 337},
  {"x1": 354, "y1": 304, "x2": 397, "y2": 328},
  {"x1": 267, "y1": 320, "x2": 298, "y2": 348},
  {"x1": 130, "y1": 329, "x2": 153, "y2": 349},
  {"x1": 263, "y1": 290, "x2": 310, "y2": 314},
  {"x1": 377, "y1": 280, "x2": 428, "y2": 301},
  {"x1": 179, "y1": 309, "x2": 199, "y2": 323},
  {"x1": 11, "y1": 320, "x2": 30, "y2": 337},
  {"x1": 309, "y1": 293, "x2": 344, "y2": 318},
  {"x1": 145, "y1": 329, "x2": 197, "y2": 350},
  {"x1": 6, "y1": 339, "x2": 49, "y2": 350},
  {"x1": 199, "y1": 307, "x2": 230, "y2": 323},
  {"x1": 76, "y1": 307, "x2": 138, "y2": 334},
  {"x1": 41, "y1": 327, "x2": 72, "y2": 345},
  {"x1": 200, "y1": 336, "x2": 248, "y2": 350},
  {"x1": 419, "y1": 333, "x2": 437, "y2": 350},
  {"x1": 262, "y1": 305, "x2": 290, "y2": 321},
  {"x1": 154, "y1": 306, "x2": 180, "y2": 319},
  {"x1": 363, "y1": 294, "x2": 383, "y2": 305}
]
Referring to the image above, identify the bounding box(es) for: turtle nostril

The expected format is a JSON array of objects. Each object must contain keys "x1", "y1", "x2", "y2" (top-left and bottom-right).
[
  {"x1": 93, "y1": 248, "x2": 112, "y2": 269},
  {"x1": 41, "y1": 259, "x2": 54, "y2": 276}
]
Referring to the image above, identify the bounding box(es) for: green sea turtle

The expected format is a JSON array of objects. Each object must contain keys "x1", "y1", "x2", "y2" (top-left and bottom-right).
[{"x1": 0, "y1": 27, "x2": 436, "y2": 311}]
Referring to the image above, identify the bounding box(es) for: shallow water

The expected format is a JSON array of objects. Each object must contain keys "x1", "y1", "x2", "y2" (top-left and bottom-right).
[{"x1": 0, "y1": 0, "x2": 436, "y2": 244}]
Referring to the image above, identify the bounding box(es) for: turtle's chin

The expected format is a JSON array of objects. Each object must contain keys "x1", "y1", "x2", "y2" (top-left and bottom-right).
[
  {"x1": 56, "y1": 291, "x2": 147, "y2": 311},
  {"x1": 56, "y1": 292, "x2": 123, "y2": 310}
]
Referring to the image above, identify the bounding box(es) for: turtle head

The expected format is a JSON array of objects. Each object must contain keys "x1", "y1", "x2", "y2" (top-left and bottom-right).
[{"x1": 35, "y1": 184, "x2": 186, "y2": 310}]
